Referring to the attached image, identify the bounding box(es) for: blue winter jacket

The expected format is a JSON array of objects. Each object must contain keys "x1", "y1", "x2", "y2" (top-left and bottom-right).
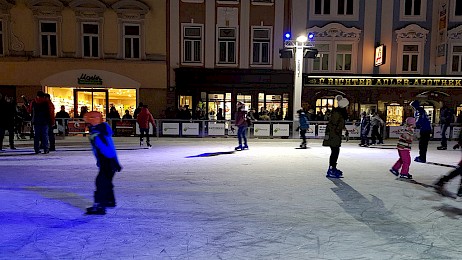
[
  {"x1": 89, "y1": 122, "x2": 122, "y2": 172},
  {"x1": 299, "y1": 112, "x2": 309, "y2": 130},
  {"x1": 410, "y1": 100, "x2": 432, "y2": 132}
]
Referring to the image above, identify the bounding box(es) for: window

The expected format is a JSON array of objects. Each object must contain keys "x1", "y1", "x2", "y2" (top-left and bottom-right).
[
  {"x1": 335, "y1": 44, "x2": 352, "y2": 71},
  {"x1": 450, "y1": 0, "x2": 462, "y2": 21},
  {"x1": 123, "y1": 24, "x2": 140, "y2": 59},
  {"x1": 310, "y1": 0, "x2": 359, "y2": 21},
  {"x1": 182, "y1": 24, "x2": 203, "y2": 64},
  {"x1": 400, "y1": 0, "x2": 426, "y2": 21},
  {"x1": 217, "y1": 27, "x2": 236, "y2": 64},
  {"x1": 82, "y1": 23, "x2": 99, "y2": 58},
  {"x1": 40, "y1": 21, "x2": 57, "y2": 57},
  {"x1": 251, "y1": 27, "x2": 271, "y2": 65},
  {"x1": 312, "y1": 44, "x2": 330, "y2": 72},
  {"x1": 315, "y1": 97, "x2": 336, "y2": 115},
  {"x1": 457, "y1": 0, "x2": 462, "y2": 15},
  {"x1": 401, "y1": 44, "x2": 419, "y2": 73},
  {"x1": 0, "y1": 20, "x2": 3, "y2": 56},
  {"x1": 450, "y1": 45, "x2": 462, "y2": 73}
]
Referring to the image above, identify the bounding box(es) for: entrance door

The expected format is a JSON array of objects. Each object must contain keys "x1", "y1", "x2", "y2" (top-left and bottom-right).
[{"x1": 74, "y1": 89, "x2": 109, "y2": 118}]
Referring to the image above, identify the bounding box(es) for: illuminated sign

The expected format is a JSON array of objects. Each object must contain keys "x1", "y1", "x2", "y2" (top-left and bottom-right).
[
  {"x1": 375, "y1": 45, "x2": 386, "y2": 66},
  {"x1": 305, "y1": 77, "x2": 462, "y2": 87}
]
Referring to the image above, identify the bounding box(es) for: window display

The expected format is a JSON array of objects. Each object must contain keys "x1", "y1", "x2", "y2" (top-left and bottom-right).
[{"x1": 386, "y1": 104, "x2": 403, "y2": 126}]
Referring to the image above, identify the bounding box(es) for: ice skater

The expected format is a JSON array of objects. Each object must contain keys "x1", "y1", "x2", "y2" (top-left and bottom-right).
[
  {"x1": 410, "y1": 100, "x2": 432, "y2": 163},
  {"x1": 136, "y1": 105, "x2": 156, "y2": 147},
  {"x1": 358, "y1": 111, "x2": 371, "y2": 147},
  {"x1": 234, "y1": 101, "x2": 249, "y2": 151},
  {"x1": 389, "y1": 117, "x2": 415, "y2": 179},
  {"x1": 324, "y1": 95, "x2": 349, "y2": 178},
  {"x1": 83, "y1": 111, "x2": 122, "y2": 215},
  {"x1": 297, "y1": 109, "x2": 309, "y2": 148},
  {"x1": 434, "y1": 129, "x2": 462, "y2": 197}
]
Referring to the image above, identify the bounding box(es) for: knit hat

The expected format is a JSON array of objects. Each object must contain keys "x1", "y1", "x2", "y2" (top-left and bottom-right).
[
  {"x1": 336, "y1": 95, "x2": 349, "y2": 108},
  {"x1": 405, "y1": 117, "x2": 416, "y2": 126}
]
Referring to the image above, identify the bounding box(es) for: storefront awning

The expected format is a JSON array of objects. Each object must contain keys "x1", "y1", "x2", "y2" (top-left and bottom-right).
[{"x1": 41, "y1": 69, "x2": 141, "y2": 88}]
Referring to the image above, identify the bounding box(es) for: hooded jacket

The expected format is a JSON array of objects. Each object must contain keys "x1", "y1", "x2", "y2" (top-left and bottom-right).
[
  {"x1": 136, "y1": 107, "x2": 156, "y2": 129},
  {"x1": 89, "y1": 122, "x2": 122, "y2": 172},
  {"x1": 410, "y1": 100, "x2": 432, "y2": 132}
]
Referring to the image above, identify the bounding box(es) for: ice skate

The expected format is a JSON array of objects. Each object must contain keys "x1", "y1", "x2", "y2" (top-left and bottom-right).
[
  {"x1": 140, "y1": 138, "x2": 144, "y2": 147},
  {"x1": 389, "y1": 168, "x2": 399, "y2": 177},
  {"x1": 146, "y1": 141, "x2": 152, "y2": 148},
  {"x1": 235, "y1": 145, "x2": 243, "y2": 151},
  {"x1": 242, "y1": 144, "x2": 249, "y2": 150},
  {"x1": 86, "y1": 204, "x2": 106, "y2": 215},
  {"x1": 399, "y1": 173, "x2": 413, "y2": 179},
  {"x1": 326, "y1": 168, "x2": 343, "y2": 178},
  {"x1": 414, "y1": 156, "x2": 426, "y2": 163},
  {"x1": 437, "y1": 146, "x2": 447, "y2": 150}
]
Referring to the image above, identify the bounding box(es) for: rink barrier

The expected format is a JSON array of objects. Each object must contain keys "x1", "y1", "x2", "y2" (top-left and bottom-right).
[{"x1": 15, "y1": 119, "x2": 462, "y2": 140}]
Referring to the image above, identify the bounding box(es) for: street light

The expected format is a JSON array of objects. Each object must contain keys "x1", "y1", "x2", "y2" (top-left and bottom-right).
[{"x1": 279, "y1": 33, "x2": 318, "y2": 135}]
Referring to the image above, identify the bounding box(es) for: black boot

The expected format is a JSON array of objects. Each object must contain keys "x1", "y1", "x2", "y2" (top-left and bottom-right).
[
  {"x1": 434, "y1": 178, "x2": 446, "y2": 193},
  {"x1": 86, "y1": 203, "x2": 106, "y2": 215}
]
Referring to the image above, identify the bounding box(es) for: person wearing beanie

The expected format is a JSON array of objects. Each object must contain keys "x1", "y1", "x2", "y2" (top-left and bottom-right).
[
  {"x1": 389, "y1": 117, "x2": 416, "y2": 179},
  {"x1": 410, "y1": 100, "x2": 432, "y2": 163},
  {"x1": 323, "y1": 95, "x2": 349, "y2": 178}
]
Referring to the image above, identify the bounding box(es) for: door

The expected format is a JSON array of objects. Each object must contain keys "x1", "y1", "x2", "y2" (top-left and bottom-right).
[{"x1": 74, "y1": 89, "x2": 108, "y2": 118}]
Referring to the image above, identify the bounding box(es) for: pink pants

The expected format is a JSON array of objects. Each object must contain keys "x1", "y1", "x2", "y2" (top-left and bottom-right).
[{"x1": 392, "y1": 149, "x2": 411, "y2": 175}]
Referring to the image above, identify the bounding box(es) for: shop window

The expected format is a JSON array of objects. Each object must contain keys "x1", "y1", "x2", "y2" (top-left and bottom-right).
[
  {"x1": 82, "y1": 23, "x2": 100, "y2": 58},
  {"x1": 251, "y1": 27, "x2": 272, "y2": 66},
  {"x1": 311, "y1": 0, "x2": 359, "y2": 21},
  {"x1": 108, "y1": 89, "x2": 137, "y2": 117},
  {"x1": 217, "y1": 27, "x2": 236, "y2": 64},
  {"x1": 123, "y1": 24, "x2": 140, "y2": 59},
  {"x1": 400, "y1": 0, "x2": 426, "y2": 21},
  {"x1": 386, "y1": 104, "x2": 403, "y2": 126},
  {"x1": 422, "y1": 105, "x2": 434, "y2": 124},
  {"x1": 40, "y1": 21, "x2": 58, "y2": 57},
  {"x1": 315, "y1": 98, "x2": 336, "y2": 119},
  {"x1": 207, "y1": 93, "x2": 231, "y2": 120},
  {"x1": 335, "y1": 44, "x2": 352, "y2": 72},
  {"x1": 182, "y1": 24, "x2": 203, "y2": 64},
  {"x1": 450, "y1": 45, "x2": 462, "y2": 74},
  {"x1": 0, "y1": 20, "x2": 3, "y2": 56},
  {"x1": 47, "y1": 87, "x2": 75, "y2": 117}
]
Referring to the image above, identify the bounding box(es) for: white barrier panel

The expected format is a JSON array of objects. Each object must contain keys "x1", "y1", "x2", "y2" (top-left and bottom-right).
[
  {"x1": 136, "y1": 123, "x2": 155, "y2": 135},
  {"x1": 433, "y1": 126, "x2": 449, "y2": 139},
  {"x1": 345, "y1": 125, "x2": 360, "y2": 138},
  {"x1": 253, "y1": 124, "x2": 270, "y2": 136},
  {"x1": 273, "y1": 124, "x2": 290, "y2": 137},
  {"x1": 317, "y1": 124, "x2": 327, "y2": 137},
  {"x1": 208, "y1": 123, "x2": 225, "y2": 136},
  {"x1": 162, "y1": 122, "x2": 180, "y2": 135},
  {"x1": 388, "y1": 126, "x2": 402, "y2": 138},
  {"x1": 452, "y1": 126, "x2": 461, "y2": 139},
  {"x1": 182, "y1": 123, "x2": 200, "y2": 136},
  {"x1": 306, "y1": 125, "x2": 316, "y2": 137}
]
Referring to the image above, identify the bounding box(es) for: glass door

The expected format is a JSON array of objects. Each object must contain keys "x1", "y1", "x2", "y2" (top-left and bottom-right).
[{"x1": 74, "y1": 89, "x2": 108, "y2": 118}]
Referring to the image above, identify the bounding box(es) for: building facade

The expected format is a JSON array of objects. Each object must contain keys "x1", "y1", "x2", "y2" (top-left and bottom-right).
[{"x1": 0, "y1": 0, "x2": 166, "y2": 118}]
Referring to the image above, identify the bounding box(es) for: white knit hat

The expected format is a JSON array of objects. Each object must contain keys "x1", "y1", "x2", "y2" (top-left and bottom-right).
[{"x1": 336, "y1": 95, "x2": 349, "y2": 108}]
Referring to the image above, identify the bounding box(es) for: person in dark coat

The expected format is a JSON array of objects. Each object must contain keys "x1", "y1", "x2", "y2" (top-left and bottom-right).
[
  {"x1": 136, "y1": 105, "x2": 156, "y2": 147},
  {"x1": 0, "y1": 94, "x2": 17, "y2": 150},
  {"x1": 437, "y1": 105, "x2": 454, "y2": 150},
  {"x1": 55, "y1": 105, "x2": 70, "y2": 136},
  {"x1": 44, "y1": 94, "x2": 56, "y2": 151},
  {"x1": 234, "y1": 101, "x2": 249, "y2": 151},
  {"x1": 107, "y1": 106, "x2": 121, "y2": 136},
  {"x1": 297, "y1": 109, "x2": 309, "y2": 149},
  {"x1": 28, "y1": 91, "x2": 54, "y2": 154},
  {"x1": 83, "y1": 111, "x2": 122, "y2": 215},
  {"x1": 359, "y1": 111, "x2": 371, "y2": 147},
  {"x1": 324, "y1": 95, "x2": 349, "y2": 178},
  {"x1": 410, "y1": 100, "x2": 432, "y2": 163}
]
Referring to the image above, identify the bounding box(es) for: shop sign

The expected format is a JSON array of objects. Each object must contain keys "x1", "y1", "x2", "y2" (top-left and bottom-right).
[
  {"x1": 306, "y1": 77, "x2": 462, "y2": 87},
  {"x1": 375, "y1": 45, "x2": 386, "y2": 66},
  {"x1": 78, "y1": 74, "x2": 103, "y2": 85},
  {"x1": 452, "y1": 127, "x2": 461, "y2": 139},
  {"x1": 317, "y1": 124, "x2": 327, "y2": 137},
  {"x1": 208, "y1": 123, "x2": 225, "y2": 136},
  {"x1": 272, "y1": 124, "x2": 289, "y2": 137},
  {"x1": 182, "y1": 123, "x2": 199, "y2": 136},
  {"x1": 253, "y1": 124, "x2": 270, "y2": 136},
  {"x1": 162, "y1": 122, "x2": 179, "y2": 135},
  {"x1": 116, "y1": 121, "x2": 135, "y2": 136},
  {"x1": 68, "y1": 120, "x2": 87, "y2": 133},
  {"x1": 306, "y1": 125, "x2": 316, "y2": 137}
]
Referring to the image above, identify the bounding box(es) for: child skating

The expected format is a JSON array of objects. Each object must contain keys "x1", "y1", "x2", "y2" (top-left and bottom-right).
[
  {"x1": 83, "y1": 111, "x2": 122, "y2": 215},
  {"x1": 389, "y1": 117, "x2": 415, "y2": 179},
  {"x1": 297, "y1": 109, "x2": 309, "y2": 149}
]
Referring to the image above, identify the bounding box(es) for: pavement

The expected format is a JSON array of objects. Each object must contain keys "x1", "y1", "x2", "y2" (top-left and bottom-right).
[{"x1": 1, "y1": 136, "x2": 462, "y2": 259}]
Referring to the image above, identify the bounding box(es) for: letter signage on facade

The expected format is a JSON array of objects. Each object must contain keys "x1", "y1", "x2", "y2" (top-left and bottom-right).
[{"x1": 77, "y1": 74, "x2": 103, "y2": 85}]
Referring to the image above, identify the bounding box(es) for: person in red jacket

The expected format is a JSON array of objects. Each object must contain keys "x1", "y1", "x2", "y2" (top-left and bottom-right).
[
  {"x1": 28, "y1": 91, "x2": 55, "y2": 154},
  {"x1": 136, "y1": 105, "x2": 156, "y2": 147}
]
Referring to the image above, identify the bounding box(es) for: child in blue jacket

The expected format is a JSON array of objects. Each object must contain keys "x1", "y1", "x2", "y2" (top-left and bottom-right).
[{"x1": 84, "y1": 111, "x2": 122, "y2": 215}]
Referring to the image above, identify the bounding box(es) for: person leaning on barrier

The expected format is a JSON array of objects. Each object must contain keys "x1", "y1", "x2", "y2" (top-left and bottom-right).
[{"x1": 56, "y1": 105, "x2": 70, "y2": 136}]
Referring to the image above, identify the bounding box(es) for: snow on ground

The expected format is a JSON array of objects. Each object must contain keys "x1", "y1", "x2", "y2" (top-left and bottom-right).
[{"x1": 1, "y1": 137, "x2": 461, "y2": 259}]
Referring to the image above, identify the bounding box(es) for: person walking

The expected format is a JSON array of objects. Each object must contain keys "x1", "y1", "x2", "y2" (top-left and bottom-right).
[
  {"x1": 323, "y1": 95, "x2": 349, "y2": 178},
  {"x1": 437, "y1": 105, "x2": 454, "y2": 150},
  {"x1": 370, "y1": 111, "x2": 384, "y2": 145},
  {"x1": 0, "y1": 94, "x2": 17, "y2": 150},
  {"x1": 234, "y1": 101, "x2": 249, "y2": 151},
  {"x1": 83, "y1": 111, "x2": 122, "y2": 215},
  {"x1": 44, "y1": 94, "x2": 56, "y2": 151},
  {"x1": 359, "y1": 111, "x2": 371, "y2": 147},
  {"x1": 136, "y1": 105, "x2": 156, "y2": 147},
  {"x1": 297, "y1": 109, "x2": 309, "y2": 149},
  {"x1": 389, "y1": 117, "x2": 416, "y2": 179},
  {"x1": 434, "y1": 130, "x2": 462, "y2": 197},
  {"x1": 410, "y1": 100, "x2": 432, "y2": 163},
  {"x1": 28, "y1": 91, "x2": 54, "y2": 154}
]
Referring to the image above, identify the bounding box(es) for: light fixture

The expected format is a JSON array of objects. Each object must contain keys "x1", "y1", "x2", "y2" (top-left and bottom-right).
[{"x1": 296, "y1": 35, "x2": 307, "y2": 43}]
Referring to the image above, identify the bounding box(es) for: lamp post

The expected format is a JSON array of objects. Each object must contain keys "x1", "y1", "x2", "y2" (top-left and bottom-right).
[{"x1": 280, "y1": 34, "x2": 317, "y2": 135}]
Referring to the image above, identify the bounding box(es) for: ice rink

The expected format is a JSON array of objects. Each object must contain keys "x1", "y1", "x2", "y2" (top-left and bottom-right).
[{"x1": 1, "y1": 137, "x2": 461, "y2": 259}]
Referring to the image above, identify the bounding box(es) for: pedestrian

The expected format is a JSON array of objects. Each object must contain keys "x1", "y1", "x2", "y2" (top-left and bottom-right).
[
  {"x1": 370, "y1": 111, "x2": 384, "y2": 145},
  {"x1": 122, "y1": 109, "x2": 133, "y2": 120},
  {"x1": 410, "y1": 100, "x2": 432, "y2": 163},
  {"x1": 55, "y1": 105, "x2": 70, "y2": 136},
  {"x1": 234, "y1": 101, "x2": 249, "y2": 151},
  {"x1": 437, "y1": 105, "x2": 454, "y2": 150},
  {"x1": 389, "y1": 117, "x2": 416, "y2": 179},
  {"x1": 323, "y1": 95, "x2": 349, "y2": 178},
  {"x1": 107, "y1": 106, "x2": 121, "y2": 136},
  {"x1": 358, "y1": 111, "x2": 371, "y2": 147},
  {"x1": 297, "y1": 109, "x2": 309, "y2": 149},
  {"x1": 44, "y1": 94, "x2": 56, "y2": 151},
  {"x1": 83, "y1": 111, "x2": 122, "y2": 215},
  {"x1": 136, "y1": 105, "x2": 156, "y2": 147},
  {"x1": 0, "y1": 94, "x2": 17, "y2": 150},
  {"x1": 434, "y1": 130, "x2": 462, "y2": 197},
  {"x1": 28, "y1": 91, "x2": 54, "y2": 154}
]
